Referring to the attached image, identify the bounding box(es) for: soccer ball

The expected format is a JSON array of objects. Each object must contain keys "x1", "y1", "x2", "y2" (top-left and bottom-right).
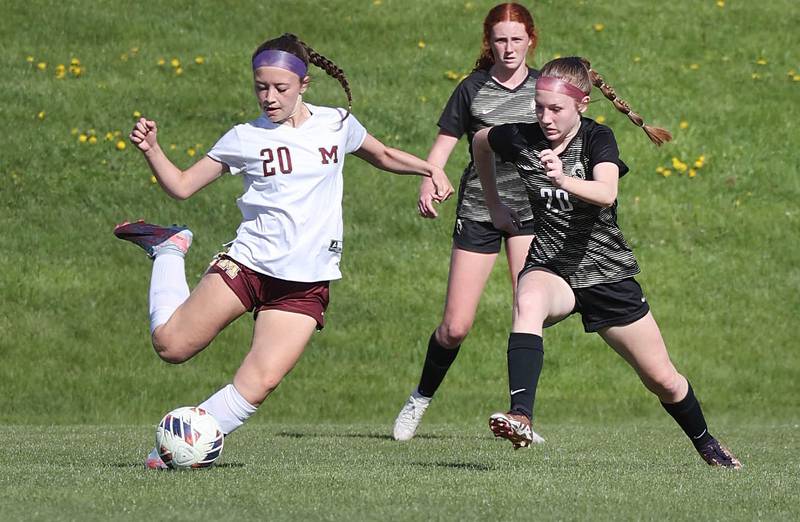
[{"x1": 155, "y1": 406, "x2": 224, "y2": 469}]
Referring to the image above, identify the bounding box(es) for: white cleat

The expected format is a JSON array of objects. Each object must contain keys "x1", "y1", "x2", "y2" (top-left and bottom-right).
[
  {"x1": 489, "y1": 412, "x2": 545, "y2": 449},
  {"x1": 145, "y1": 447, "x2": 168, "y2": 470},
  {"x1": 392, "y1": 390, "x2": 432, "y2": 441}
]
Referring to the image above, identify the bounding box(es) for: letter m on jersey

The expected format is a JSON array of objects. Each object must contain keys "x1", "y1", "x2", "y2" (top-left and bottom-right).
[{"x1": 319, "y1": 145, "x2": 339, "y2": 165}]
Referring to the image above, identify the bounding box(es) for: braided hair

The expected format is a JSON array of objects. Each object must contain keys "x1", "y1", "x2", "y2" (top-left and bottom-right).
[
  {"x1": 539, "y1": 57, "x2": 672, "y2": 146},
  {"x1": 252, "y1": 33, "x2": 352, "y2": 120}
]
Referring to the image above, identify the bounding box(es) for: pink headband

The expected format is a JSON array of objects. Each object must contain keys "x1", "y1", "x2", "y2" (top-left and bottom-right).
[
  {"x1": 536, "y1": 76, "x2": 588, "y2": 103},
  {"x1": 252, "y1": 49, "x2": 308, "y2": 78}
]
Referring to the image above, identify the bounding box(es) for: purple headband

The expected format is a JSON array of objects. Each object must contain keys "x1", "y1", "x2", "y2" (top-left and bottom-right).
[
  {"x1": 536, "y1": 76, "x2": 588, "y2": 103},
  {"x1": 252, "y1": 49, "x2": 308, "y2": 78}
]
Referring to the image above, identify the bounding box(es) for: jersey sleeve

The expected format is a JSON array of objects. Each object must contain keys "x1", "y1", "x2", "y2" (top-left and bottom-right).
[
  {"x1": 586, "y1": 124, "x2": 630, "y2": 178},
  {"x1": 487, "y1": 123, "x2": 522, "y2": 163},
  {"x1": 207, "y1": 127, "x2": 246, "y2": 175},
  {"x1": 436, "y1": 74, "x2": 484, "y2": 138},
  {"x1": 344, "y1": 112, "x2": 368, "y2": 153}
]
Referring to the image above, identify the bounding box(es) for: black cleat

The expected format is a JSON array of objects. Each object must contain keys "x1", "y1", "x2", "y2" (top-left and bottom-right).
[{"x1": 697, "y1": 438, "x2": 742, "y2": 469}]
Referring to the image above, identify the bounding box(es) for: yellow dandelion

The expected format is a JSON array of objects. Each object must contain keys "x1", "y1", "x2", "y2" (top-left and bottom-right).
[
  {"x1": 37, "y1": 111, "x2": 46, "y2": 120},
  {"x1": 688, "y1": 169, "x2": 697, "y2": 178},
  {"x1": 716, "y1": 0, "x2": 725, "y2": 7},
  {"x1": 157, "y1": 58, "x2": 166, "y2": 66},
  {"x1": 71, "y1": 128, "x2": 79, "y2": 135},
  {"x1": 464, "y1": 1, "x2": 475, "y2": 10},
  {"x1": 170, "y1": 58, "x2": 180, "y2": 68},
  {"x1": 70, "y1": 57, "x2": 80, "y2": 66},
  {"x1": 170, "y1": 143, "x2": 177, "y2": 151},
  {"x1": 70, "y1": 66, "x2": 83, "y2": 77},
  {"x1": 634, "y1": 196, "x2": 641, "y2": 204},
  {"x1": 752, "y1": 73, "x2": 761, "y2": 80},
  {"x1": 175, "y1": 67, "x2": 183, "y2": 75},
  {"x1": 671, "y1": 157, "x2": 688, "y2": 173},
  {"x1": 150, "y1": 175, "x2": 158, "y2": 184},
  {"x1": 679, "y1": 120, "x2": 689, "y2": 129},
  {"x1": 553, "y1": 53, "x2": 562, "y2": 59},
  {"x1": 195, "y1": 56, "x2": 205, "y2": 65},
  {"x1": 694, "y1": 159, "x2": 704, "y2": 169},
  {"x1": 419, "y1": 95, "x2": 428, "y2": 103},
  {"x1": 661, "y1": 169, "x2": 672, "y2": 178},
  {"x1": 793, "y1": 74, "x2": 800, "y2": 82},
  {"x1": 596, "y1": 115, "x2": 606, "y2": 124},
  {"x1": 633, "y1": 56, "x2": 641, "y2": 63},
  {"x1": 116, "y1": 140, "x2": 126, "y2": 151},
  {"x1": 373, "y1": 0, "x2": 382, "y2": 5},
  {"x1": 55, "y1": 68, "x2": 66, "y2": 80},
  {"x1": 130, "y1": 47, "x2": 139, "y2": 54},
  {"x1": 689, "y1": 63, "x2": 700, "y2": 70},
  {"x1": 26, "y1": 56, "x2": 34, "y2": 63},
  {"x1": 79, "y1": 134, "x2": 88, "y2": 143},
  {"x1": 734, "y1": 198, "x2": 741, "y2": 207},
  {"x1": 593, "y1": 23, "x2": 605, "y2": 32},
  {"x1": 655, "y1": 166, "x2": 665, "y2": 174},
  {"x1": 417, "y1": 40, "x2": 426, "y2": 49},
  {"x1": 120, "y1": 53, "x2": 129, "y2": 62},
  {"x1": 445, "y1": 70, "x2": 460, "y2": 80},
  {"x1": 88, "y1": 136, "x2": 98, "y2": 144},
  {"x1": 788, "y1": 69, "x2": 797, "y2": 77},
  {"x1": 133, "y1": 110, "x2": 142, "y2": 118},
  {"x1": 37, "y1": 62, "x2": 47, "y2": 70},
  {"x1": 187, "y1": 147, "x2": 196, "y2": 157},
  {"x1": 756, "y1": 58, "x2": 767, "y2": 65},
  {"x1": 105, "y1": 131, "x2": 114, "y2": 141},
  {"x1": 114, "y1": 130, "x2": 122, "y2": 137}
]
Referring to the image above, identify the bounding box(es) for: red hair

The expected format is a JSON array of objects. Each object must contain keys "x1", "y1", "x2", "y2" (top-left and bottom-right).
[{"x1": 474, "y1": 3, "x2": 537, "y2": 71}]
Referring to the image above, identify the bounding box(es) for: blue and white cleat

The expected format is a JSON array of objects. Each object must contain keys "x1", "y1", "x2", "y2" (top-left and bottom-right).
[
  {"x1": 114, "y1": 220, "x2": 193, "y2": 259},
  {"x1": 145, "y1": 447, "x2": 168, "y2": 470}
]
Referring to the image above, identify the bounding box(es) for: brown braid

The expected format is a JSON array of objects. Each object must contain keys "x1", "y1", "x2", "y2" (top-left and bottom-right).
[
  {"x1": 580, "y1": 58, "x2": 672, "y2": 146},
  {"x1": 291, "y1": 35, "x2": 353, "y2": 121}
]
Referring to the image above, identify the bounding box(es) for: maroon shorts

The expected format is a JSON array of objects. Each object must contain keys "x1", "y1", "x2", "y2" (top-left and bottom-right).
[{"x1": 208, "y1": 255, "x2": 330, "y2": 329}]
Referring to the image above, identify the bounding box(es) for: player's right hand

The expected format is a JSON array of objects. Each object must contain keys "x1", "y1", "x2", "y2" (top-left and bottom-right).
[
  {"x1": 129, "y1": 117, "x2": 159, "y2": 152},
  {"x1": 488, "y1": 203, "x2": 520, "y2": 234},
  {"x1": 418, "y1": 176, "x2": 440, "y2": 219}
]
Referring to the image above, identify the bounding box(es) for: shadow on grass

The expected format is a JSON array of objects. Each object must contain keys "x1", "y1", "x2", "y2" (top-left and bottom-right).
[
  {"x1": 275, "y1": 431, "x2": 457, "y2": 440},
  {"x1": 110, "y1": 462, "x2": 245, "y2": 469},
  {"x1": 409, "y1": 461, "x2": 495, "y2": 472}
]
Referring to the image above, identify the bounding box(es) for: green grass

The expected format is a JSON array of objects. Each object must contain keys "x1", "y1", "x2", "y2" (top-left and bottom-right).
[
  {"x1": 1, "y1": 423, "x2": 797, "y2": 521},
  {"x1": 1, "y1": 0, "x2": 798, "y2": 518}
]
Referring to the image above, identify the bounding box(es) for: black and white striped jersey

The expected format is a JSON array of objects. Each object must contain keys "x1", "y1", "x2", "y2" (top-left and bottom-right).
[
  {"x1": 488, "y1": 118, "x2": 640, "y2": 288},
  {"x1": 438, "y1": 67, "x2": 538, "y2": 222}
]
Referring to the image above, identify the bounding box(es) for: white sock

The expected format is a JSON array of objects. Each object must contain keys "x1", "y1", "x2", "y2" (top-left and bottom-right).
[
  {"x1": 148, "y1": 253, "x2": 190, "y2": 333},
  {"x1": 199, "y1": 384, "x2": 258, "y2": 435}
]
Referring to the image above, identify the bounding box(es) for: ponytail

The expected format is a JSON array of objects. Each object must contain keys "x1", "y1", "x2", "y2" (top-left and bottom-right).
[{"x1": 581, "y1": 58, "x2": 672, "y2": 145}]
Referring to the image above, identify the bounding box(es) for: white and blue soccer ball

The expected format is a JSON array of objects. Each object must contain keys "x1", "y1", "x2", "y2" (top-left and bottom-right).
[{"x1": 155, "y1": 406, "x2": 224, "y2": 469}]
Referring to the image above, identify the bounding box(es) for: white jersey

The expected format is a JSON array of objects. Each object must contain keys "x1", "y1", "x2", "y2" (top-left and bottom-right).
[{"x1": 207, "y1": 103, "x2": 367, "y2": 282}]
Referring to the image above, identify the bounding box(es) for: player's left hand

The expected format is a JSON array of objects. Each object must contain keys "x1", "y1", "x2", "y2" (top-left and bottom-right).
[
  {"x1": 540, "y1": 149, "x2": 565, "y2": 187},
  {"x1": 429, "y1": 167, "x2": 454, "y2": 202}
]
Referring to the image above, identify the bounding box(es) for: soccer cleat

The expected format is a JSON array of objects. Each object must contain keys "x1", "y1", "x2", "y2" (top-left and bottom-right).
[
  {"x1": 697, "y1": 438, "x2": 742, "y2": 469},
  {"x1": 145, "y1": 447, "x2": 168, "y2": 470},
  {"x1": 114, "y1": 220, "x2": 193, "y2": 259},
  {"x1": 392, "y1": 389, "x2": 432, "y2": 441},
  {"x1": 489, "y1": 411, "x2": 545, "y2": 449}
]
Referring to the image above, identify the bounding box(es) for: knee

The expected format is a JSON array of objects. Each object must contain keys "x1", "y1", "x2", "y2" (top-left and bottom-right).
[
  {"x1": 642, "y1": 369, "x2": 685, "y2": 402},
  {"x1": 514, "y1": 291, "x2": 546, "y2": 324},
  {"x1": 436, "y1": 321, "x2": 471, "y2": 348},
  {"x1": 151, "y1": 330, "x2": 194, "y2": 364}
]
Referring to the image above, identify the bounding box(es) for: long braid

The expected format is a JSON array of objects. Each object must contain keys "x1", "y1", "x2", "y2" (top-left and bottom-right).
[
  {"x1": 292, "y1": 35, "x2": 353, "y2": 120},
  {"x1": 581, "y1": 58, "x2": 672, "y2": 146}
]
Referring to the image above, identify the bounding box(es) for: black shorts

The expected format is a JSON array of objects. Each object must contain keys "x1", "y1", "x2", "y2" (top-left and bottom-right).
[
  {"x1": 452, "y1": 217, "x2": 534, "y2": 254},
  {"x1": 572, "y1": 278, "x2": 650, "y2": 333}
]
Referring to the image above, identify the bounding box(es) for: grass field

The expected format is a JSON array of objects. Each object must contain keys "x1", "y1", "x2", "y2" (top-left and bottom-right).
[
  {"x1": 2, "y1": 0, "x2": 799, "y2": 519},
  {"x1": 2, "y1": 423, "x2": 798, "y2": 521}
]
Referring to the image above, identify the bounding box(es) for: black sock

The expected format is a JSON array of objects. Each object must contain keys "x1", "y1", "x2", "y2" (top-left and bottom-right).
[
  {"x1": 661, "y1": 382, "x2": 713, "y2": 448},
  {"x1": 417, "y1": 332, "x2": 460, "y2": 398},
  {"x1": 507, "y1": 332, "x2": 544, "y2": 419}
]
